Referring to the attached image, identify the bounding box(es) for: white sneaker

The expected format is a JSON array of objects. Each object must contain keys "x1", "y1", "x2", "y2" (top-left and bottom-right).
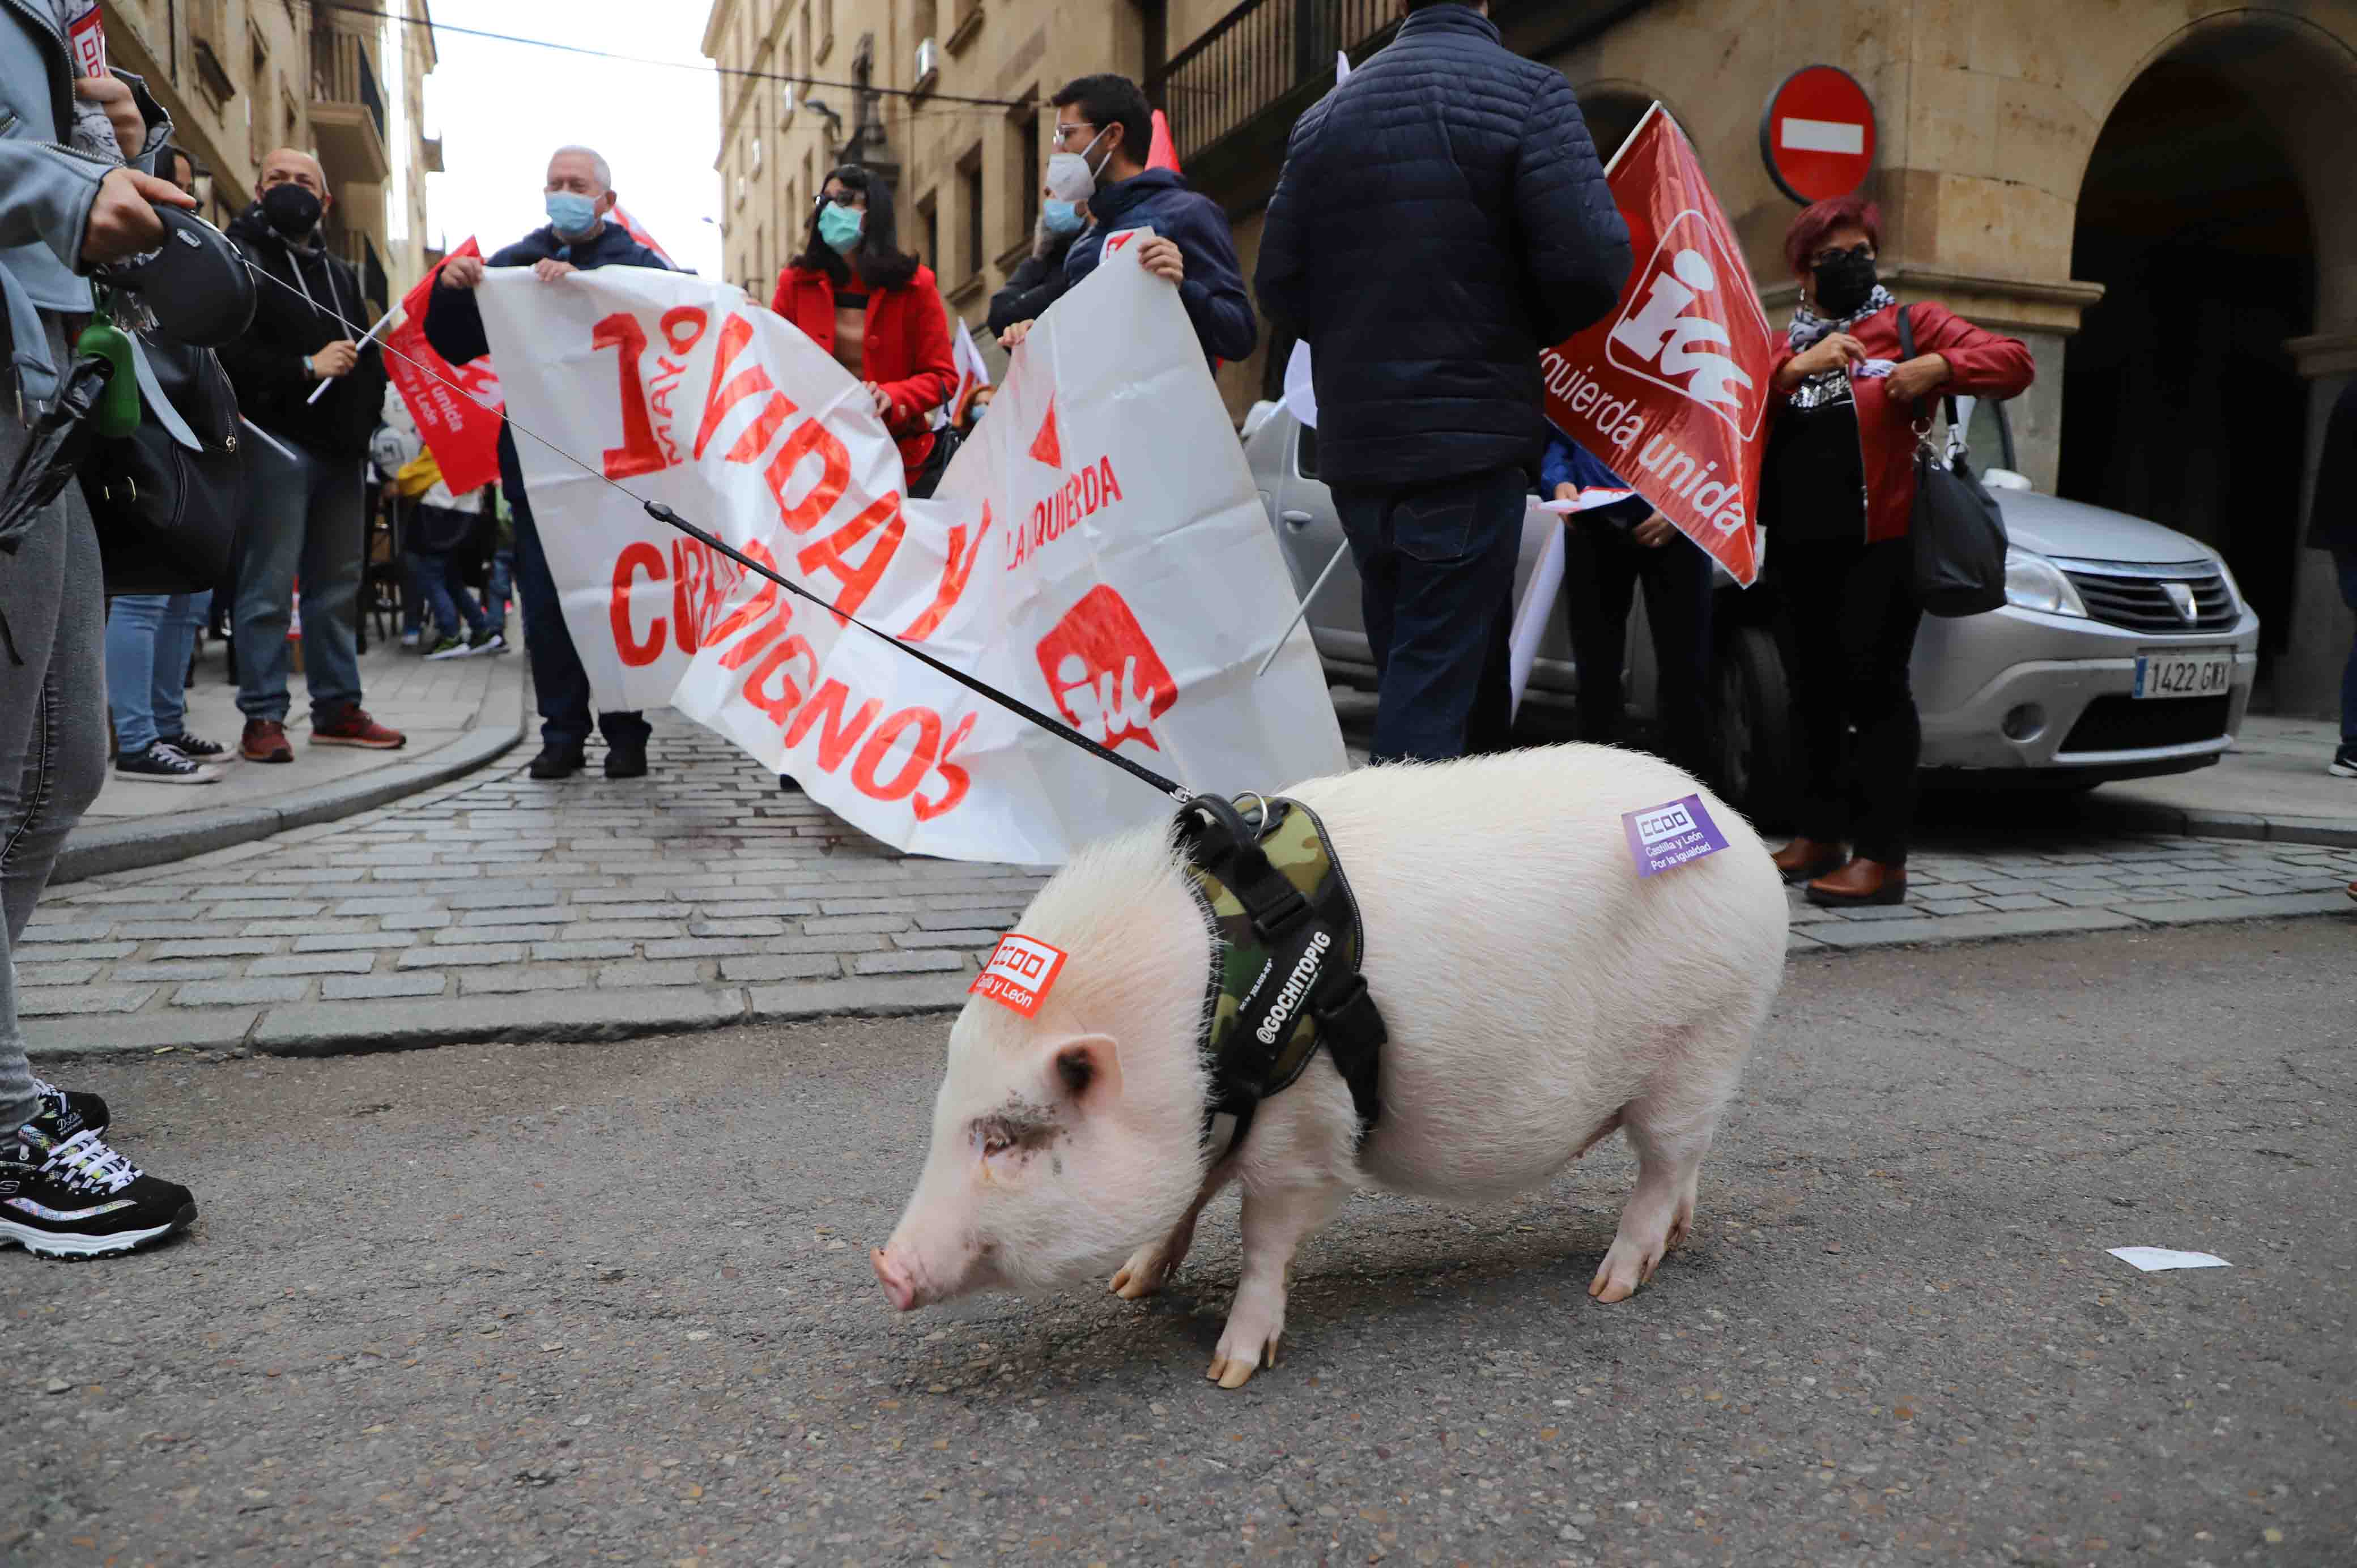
[{"x1": 400, "y1": 630, "x2": 420, "y2": 649}]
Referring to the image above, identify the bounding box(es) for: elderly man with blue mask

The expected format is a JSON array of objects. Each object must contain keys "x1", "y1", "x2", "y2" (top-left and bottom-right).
[{"x1": 424, "y1": 144, "x2": 672, "y2": 782}]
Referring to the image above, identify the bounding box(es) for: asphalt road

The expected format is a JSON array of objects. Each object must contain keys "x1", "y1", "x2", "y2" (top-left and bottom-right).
[{"x1": 8, "y1": 917, "x2": 2351, "y2": 1567}]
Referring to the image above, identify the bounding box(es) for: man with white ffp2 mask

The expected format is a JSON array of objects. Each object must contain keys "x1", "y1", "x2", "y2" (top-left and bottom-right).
[{"x1": 425, "y1": 145, "x2": 671, "y2": 783}]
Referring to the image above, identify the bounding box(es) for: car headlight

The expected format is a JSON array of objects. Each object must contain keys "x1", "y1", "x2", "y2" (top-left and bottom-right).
[
  {"x1": 2207, "y1": 553, "x2": 2245, "y2": 615},
  {"x1": 2003, "y1": 546, "x2": 2087, "y2": 617}
]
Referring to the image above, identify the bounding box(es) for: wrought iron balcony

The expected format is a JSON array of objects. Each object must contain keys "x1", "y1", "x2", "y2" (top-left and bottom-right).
[
  {"x1": 1148, "y1": 0, "x2": 1396, "y2": 185},
  {"x1": 309, "y1": 28, "x2": 390, "y2": 185}
]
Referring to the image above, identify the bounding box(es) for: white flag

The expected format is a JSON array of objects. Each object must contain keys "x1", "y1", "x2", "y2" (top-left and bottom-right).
[{"x1": 476, "y1": 248, "x2": 1345, "y2": 864}]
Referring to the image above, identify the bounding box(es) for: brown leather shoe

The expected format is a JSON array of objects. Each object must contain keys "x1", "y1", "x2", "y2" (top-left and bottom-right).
[
  {"x1": 1771, "y1": 837, "x2": 1848, "y2": 885},
  {"x1": 310, "y1": 705, "x2": 407, "y2": 750},
  {"x1": 1806, "y1": 858, "x2": 1908, "y2": 907},
  {"x1": 240, "y1": 718, "x2": 294, "y2": 764}
]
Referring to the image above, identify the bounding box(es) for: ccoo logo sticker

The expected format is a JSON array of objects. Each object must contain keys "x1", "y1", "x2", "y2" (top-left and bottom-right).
[{"x1": 972, "y1": 934, "x2": 1068, "y2": 1018}]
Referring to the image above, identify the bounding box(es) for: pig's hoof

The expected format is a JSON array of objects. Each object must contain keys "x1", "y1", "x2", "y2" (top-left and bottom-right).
[
  {"x1": 1589, "y1": 1242, "x2": 1658, "y2": 1304},
  {"x1": 1110, "y1": 1246, "x2": 1170, "y2": 1301},
  {"x1": 1207, "y1": 1340, "x2": 1277, "y2": 1390}
]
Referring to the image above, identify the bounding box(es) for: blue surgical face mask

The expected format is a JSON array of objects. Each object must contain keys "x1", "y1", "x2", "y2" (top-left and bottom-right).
[
  {"x1": 818, "y1": 202, "x2": 865, "y2": 254},
  {"x1": 546, "y1": 191, "x2": 599, "y2": 236},
  {"x1": 1042, "y1": 199, "x2": 1084, "y2": 236}
]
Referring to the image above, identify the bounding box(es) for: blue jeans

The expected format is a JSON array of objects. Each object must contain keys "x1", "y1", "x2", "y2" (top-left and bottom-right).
[
  {"x1": 105, "y1": 591, "x2": 212, "y2": 753},
  {"x1": 233, "y1": 435, "x2": 365, "y2": 723},
  {"x1": 419, "y1": 551, "x2": 488, "y2": 640},
  {"x1": 2335, "y1": 544, "x2": 2356, "y2": 747},
  {"x1": 512, "y1": 489, "x2": 647, "y2": 751},
  {"x1": 486, "y1": 547, "x2": 513, "y2": 623},
  {"x1": 1331, "y1": 465, "x2": 1528, "y2": 763},
  {"x1": 399, "y1": 545, "x2": 427, "y2": 636}
]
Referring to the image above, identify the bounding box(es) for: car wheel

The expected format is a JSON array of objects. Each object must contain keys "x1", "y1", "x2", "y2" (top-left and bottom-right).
[{"x1": 1712, "y1": 623, "x2": 1798, "y2": 826}]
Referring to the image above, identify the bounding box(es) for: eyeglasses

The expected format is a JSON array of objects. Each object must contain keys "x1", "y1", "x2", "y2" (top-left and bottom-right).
[
  {"x1": 1052, "y1": 122, "x2": 1096, "y2": 146},
  {"x1": 1809, "y1": 242, "x2": 1874, "y2": 268},
  {"x1": 814, "y1": 189, "x2": 860, "y2": 208}
]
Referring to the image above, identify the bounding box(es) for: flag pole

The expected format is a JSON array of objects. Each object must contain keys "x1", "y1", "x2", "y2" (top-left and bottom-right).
[{"x1": 1256, "y1": 542, "x2": 1349, "y2": 678}]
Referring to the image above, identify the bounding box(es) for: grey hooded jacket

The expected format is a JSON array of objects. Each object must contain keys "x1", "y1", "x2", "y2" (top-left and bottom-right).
[{"x1": 0, "y1": 0, "x2": 169, "y2": 407}]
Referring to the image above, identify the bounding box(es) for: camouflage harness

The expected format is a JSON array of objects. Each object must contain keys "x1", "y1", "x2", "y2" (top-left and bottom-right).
[{"x1": 1177, "y1": 794, "x2": 1388, "y2": 1158}]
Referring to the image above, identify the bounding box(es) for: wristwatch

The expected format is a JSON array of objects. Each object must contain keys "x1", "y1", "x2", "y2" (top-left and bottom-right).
[{"x1": 301, "y1": 353, "x2": 317, "y2": 381}]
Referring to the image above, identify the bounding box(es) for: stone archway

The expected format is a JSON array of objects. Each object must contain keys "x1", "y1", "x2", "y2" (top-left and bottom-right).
[{"x1": 2062, "y1": 11, "x2": 2357, "y2": 713}]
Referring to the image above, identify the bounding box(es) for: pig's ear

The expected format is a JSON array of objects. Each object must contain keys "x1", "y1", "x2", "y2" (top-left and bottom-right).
[{"x1": 1048, "y1": 1034, "x2": 1122, "y2": 1107}]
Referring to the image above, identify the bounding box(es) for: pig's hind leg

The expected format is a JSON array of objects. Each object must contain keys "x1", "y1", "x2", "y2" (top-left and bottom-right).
[
  {"x1": 1207, "y1": 1175, "x2": 1351, "y2": 1390},
  {"x1": 1588, "y1": 1079, "x2": 1725, "y2": 1305},
  {"x1": 1111, "y1": 1161, "x2": 1235, "y2": 1301}
]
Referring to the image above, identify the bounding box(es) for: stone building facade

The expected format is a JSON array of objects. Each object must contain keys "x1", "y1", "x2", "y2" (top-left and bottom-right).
[
  {"x1": 96, "y1": 0, "x2": 439, "y2": 312},
  {"x1": 704, "y1": 0, "x2": 2357, "y2": 717}
]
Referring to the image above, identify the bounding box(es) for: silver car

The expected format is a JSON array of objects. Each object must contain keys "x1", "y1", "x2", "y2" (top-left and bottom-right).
[{"x1": 1241, "y1": 398, "x2": 2260, "y2": 821}]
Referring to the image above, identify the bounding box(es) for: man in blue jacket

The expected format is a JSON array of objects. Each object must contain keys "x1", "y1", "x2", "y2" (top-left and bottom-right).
[
  {"x1": 425, "y1": 144, "x2": 670, "y2": 781},
  {"x1": 1256, "y1": 1, "x2": 1631, "y2": 764},
  {"x1": 998, "y1": 74, "x2": 1256, "y2": 367}
]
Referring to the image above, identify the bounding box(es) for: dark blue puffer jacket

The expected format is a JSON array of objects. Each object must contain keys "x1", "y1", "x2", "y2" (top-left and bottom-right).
[
  {"x1": 1065, "y1": 168, "x2": 1257, "y2": 365},
  {"x1": 1255, "y1": 4, "x2": 1631, "y2": 485}
]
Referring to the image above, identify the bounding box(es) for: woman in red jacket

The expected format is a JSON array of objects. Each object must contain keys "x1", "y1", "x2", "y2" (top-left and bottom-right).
[
  {"x1": 771, "y1": 165, "x2": 958, "y2": 495},
  {"x1": 1763, "y1": 197, "x2": 2036, "y2": 907}
]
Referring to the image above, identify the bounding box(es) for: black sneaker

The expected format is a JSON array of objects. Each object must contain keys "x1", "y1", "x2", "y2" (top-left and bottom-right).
[
  {"x1": 2329, "y1": 744, "x2": 2357, "y2": 779},
  {"x1": 156, "y1": 732, "x2": 228, "y2": 761},
  {"x1": 605, "y1": 741, "x2": 649, "y2": 780},
  {"x1": 0, "y1": 1124, "x2": 195, "y2": 1259},
  {"x1": 29, "y1": 1077, "x2": 107, "y2": 1139},
  {"x1": 113, "y1": 742, "x2": 220, "y2": 785},
  {"x1": 467, "y1": 628, "x2": 508, "y2": 657},
  {"x1": 527, "y1": 743, "x2": 586, "y2": 781}
]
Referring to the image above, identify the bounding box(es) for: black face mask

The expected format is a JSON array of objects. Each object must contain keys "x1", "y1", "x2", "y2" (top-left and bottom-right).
[
  {"x1": 260, "y1": 183, "x2": 323, "y2": 239},
  {"x1": 1810, "y1": 246, "x2": 1878, "y2": 318}
]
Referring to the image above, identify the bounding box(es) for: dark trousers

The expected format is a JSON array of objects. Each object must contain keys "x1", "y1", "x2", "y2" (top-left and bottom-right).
[
  {"x1": 1561, "y1": 507, "x2": 1716, "y2": 774},
  {"x1": 1776, "y1": 535, "x2": 1923, "y2": 863},
  {"x1": 1333, "y1": 465, "x2": 1527, "y2": 764},
  {"x1": 511, "y1": 491, "x2": 650, "y2": 752},
  {"x1": 2335, "y1": 544, "x2": 2356, "y2": 747}
]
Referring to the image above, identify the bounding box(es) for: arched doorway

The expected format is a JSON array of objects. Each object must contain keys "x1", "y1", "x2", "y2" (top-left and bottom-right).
[{"x1": 2061, "y1": 14, "x2": 2357, "y2": 709}]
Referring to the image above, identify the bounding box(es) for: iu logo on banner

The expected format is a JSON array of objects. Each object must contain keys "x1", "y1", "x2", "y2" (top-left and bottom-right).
[
  {"x1": 1035, "y1": 585, "x2": 1178, "y2": 752},
  {"x1": 1539, "y1": 105, "x2": 1772, "y2": 586}
]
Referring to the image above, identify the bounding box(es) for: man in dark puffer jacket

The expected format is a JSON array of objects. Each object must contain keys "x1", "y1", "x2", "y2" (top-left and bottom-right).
[{"x1": 1256, "y1": 1, "x2": 1631, "y2": 763}]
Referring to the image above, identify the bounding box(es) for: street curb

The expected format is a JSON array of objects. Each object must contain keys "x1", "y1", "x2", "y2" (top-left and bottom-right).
[
  {"x1": 2090, "y1": 797, "x2": 2357, "y2": 850},
  {"x1": 50, "y1": 676, "x2": 527, "y2": 888},
  {"x1": 26, "y1": 901, "x2": 2350, "y2": 1063}
]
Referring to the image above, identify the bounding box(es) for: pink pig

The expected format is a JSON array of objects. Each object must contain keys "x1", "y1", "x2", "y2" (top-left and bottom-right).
[{"x1": 873, "y1": 743, "x2": 1788, "y2": 1388}]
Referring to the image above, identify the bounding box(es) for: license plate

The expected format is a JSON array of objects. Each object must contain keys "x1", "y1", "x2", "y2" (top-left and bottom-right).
[{"x1": 2133, "y1": 649, "x2": 2233, "y2": 700}]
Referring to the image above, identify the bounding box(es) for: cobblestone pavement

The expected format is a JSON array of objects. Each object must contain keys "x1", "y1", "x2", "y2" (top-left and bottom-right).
[{"x1": 21, "y1": 714, "x2": 2356, "y2": 1055}]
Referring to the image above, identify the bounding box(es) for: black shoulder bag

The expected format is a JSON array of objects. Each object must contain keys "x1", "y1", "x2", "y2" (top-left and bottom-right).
[
  {"x1": 80, "y1": 334, "x2": 246, "y2": 597},
  {"x1": 1897, "y1": 304, "x2": 2008, "y2": 617}
]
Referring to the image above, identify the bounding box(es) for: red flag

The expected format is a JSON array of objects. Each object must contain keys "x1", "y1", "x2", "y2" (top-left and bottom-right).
[
  {"x1": 385, "y1": 238, "x2": 506, "y2": 495},
  {"x1": 610, "y1": 204, "x2": 677, "y2": 270},
  {"x1": 1541, "y1": 106, "x2": 1771, "y2": 585},
  {"x1": 1146, "y1": 110, "x2": 1181, "y2": 174}
]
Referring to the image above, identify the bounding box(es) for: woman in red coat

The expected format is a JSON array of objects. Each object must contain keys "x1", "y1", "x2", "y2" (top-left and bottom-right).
[
  {"x1": 1763, "y1": 197, "x2": 2036, "y2": 907},
  {"x1": 771, "y1": 165, "x2": 958, "y2": 494}
]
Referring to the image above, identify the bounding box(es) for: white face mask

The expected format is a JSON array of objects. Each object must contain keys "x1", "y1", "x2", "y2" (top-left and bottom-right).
[{"x1": 1045, "y1": 125, "x2": 1112, "y2": 202}]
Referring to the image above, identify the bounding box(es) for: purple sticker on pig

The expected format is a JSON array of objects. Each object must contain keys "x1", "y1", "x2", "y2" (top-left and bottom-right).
[{"x1": 1622, "y1": 794, "x2": 1729, "y2": 879}]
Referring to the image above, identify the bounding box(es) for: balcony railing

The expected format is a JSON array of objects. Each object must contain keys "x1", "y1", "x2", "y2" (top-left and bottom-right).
[
  {"x1": 311, "y1": 29, "x2": 387, "y2": 144},
  {"x1": 1148, "y1": 0, "x2": 1395, "y2": 168}
]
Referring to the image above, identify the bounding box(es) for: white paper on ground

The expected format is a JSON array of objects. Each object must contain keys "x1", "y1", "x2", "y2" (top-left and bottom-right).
[
  {"x1": 2107, "y1": 1247, "x2": 2231, "y2": 1272},
  {"x1": 1507, "y1": 504, "x2": 1567, "y2": 722}
]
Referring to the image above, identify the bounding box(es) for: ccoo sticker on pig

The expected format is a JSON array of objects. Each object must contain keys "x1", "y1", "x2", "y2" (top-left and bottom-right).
[
  {"x1": 1622, "y1": 794, "x2": 1729, "y2": 879},
  {"x1": 971, "y1": 934, "x2": 1068, "y2": 1018}
]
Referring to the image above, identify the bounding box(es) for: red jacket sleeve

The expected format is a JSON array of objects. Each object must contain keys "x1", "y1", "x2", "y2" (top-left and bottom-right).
[
  {"x1": 769, "y1": 270, "x2": 793, "y2": 318},
  {"x1": 1913, "y1": 302, "x2": 2035, "y2": 399},
  {"x1": 877, "y1": 268, "x2": 958, "y2": 436}
]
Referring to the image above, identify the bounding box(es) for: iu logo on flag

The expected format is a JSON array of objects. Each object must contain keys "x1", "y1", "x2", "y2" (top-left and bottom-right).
[
  {"x1": 1035, "y1": 585, "x2": 1177, "y2": 752},
  {"x1": 1605, "y1": 210, "x2": 1772, "y2": 442}
]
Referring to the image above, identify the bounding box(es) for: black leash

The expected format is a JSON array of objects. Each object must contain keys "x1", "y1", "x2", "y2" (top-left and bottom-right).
[
  {"x1": 646, "y1": 504, "x2": 1190, "y2": 803},
  {"x1": 223, "y1": 242, "x2": 1194, "y2": 806}
]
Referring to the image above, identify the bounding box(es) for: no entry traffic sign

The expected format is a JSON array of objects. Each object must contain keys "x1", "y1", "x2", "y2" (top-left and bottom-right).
[{"x1": 1760, "y1": 65, "x2": 1876, "y2": 204}]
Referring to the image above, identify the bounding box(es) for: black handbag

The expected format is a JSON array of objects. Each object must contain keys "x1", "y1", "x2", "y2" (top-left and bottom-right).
[
  {"x1": 1897, "y1": 304, "x2": 2009, "y2": 617},
  {"x1": 907, "y1": 422, "x2": 963, "y2": 501},
  {"x1": 80, "y1": 334, "x2": 245, "y2": 597}
]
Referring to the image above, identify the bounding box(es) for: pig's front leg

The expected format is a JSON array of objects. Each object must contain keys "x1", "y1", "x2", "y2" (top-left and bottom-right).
[
  {"x1": 1207, "y1": 1178, "x2": 1350, "y2": 1390},
  {"x1": 1111, "y1": 1160, "x2": 1235, "y2": 1301}
]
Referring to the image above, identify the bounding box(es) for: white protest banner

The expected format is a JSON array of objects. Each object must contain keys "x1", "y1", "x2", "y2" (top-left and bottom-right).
[{"x1": 476, "y1": 252, "x2": 1345, "y2": 864}]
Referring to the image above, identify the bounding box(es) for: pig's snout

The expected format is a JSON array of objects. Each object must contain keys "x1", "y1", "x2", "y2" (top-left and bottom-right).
[{"x1": 872, "y1": 1246, "x2": 922, "y2": 1312}]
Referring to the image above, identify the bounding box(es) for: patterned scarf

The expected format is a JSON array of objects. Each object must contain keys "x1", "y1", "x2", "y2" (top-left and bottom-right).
[
  {"x1": 1787, "y1": 284, "x2": 1899, "y2": 380},
  {"x1": 48, "y1": 1, "x2": 127, "y2": 163}
]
